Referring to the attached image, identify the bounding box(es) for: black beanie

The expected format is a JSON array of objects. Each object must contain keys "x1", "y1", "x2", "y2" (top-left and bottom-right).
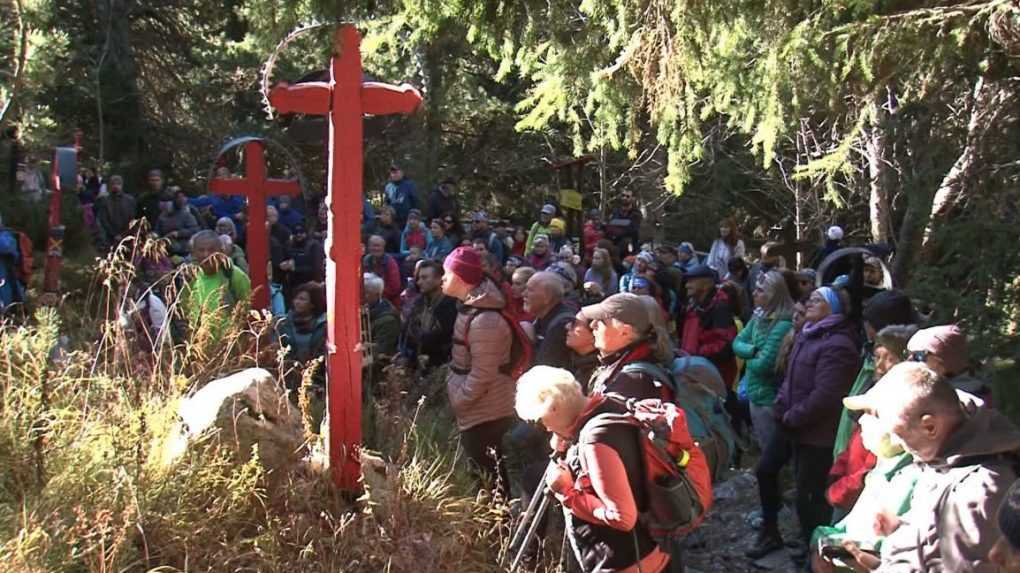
[{"x1": 862, "y1": 290, "x2": 918, "y2": 331}]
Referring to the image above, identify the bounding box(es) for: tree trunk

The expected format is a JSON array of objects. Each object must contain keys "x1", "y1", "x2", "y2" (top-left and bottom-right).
[
  {"x1": 421, "y1": 40, "x2": 445, "y2": 190},
  {"x1": 921, "y1": 77, "x2": 1014, "y2": 252},
  {"x1": 0, "y1": 0, "x2": 29, "y2": 131},
  {"x1": 865, "y1": 99, "x2": 894, "y2": 244},
  {"x1": 891, "y1": 111, "x2": 937, "y2": 287},
  {"x1": 96, "y1": 0, "x2": 143, "y2": 167}
]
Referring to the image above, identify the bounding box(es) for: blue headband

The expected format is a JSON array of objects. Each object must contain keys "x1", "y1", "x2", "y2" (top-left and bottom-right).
[{"x1": 817, "y1": 286, "x2": 842, "y2": 315}]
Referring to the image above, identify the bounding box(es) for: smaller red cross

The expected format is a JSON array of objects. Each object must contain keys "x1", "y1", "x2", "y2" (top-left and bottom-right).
[{"x1": 209, "y1": 140, "x2": 301, "y2": 310}]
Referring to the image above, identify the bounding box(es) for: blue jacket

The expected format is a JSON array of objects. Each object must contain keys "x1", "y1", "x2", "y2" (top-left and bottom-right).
[
  {"x1": 399, "y1": 222, "x2": 433, "y2": 256},
  {"x1": 475, "y1": 230, "x2": 506, "y2": 263},
  {"x1": 0, "y1": 230, "x2": 26, "y2": 309},
  {"x1": 384, "y1": 178, "x2": 418, "y2": 224},
  {"x1": 276, "y1": 206, "x2": 305, "y2": 232},
  {"x1": 424, "y1": 236, "x2": 453, "y2": 262}
]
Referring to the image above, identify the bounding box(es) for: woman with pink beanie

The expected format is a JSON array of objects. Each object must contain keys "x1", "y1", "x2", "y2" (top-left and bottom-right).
[{"x1": 441, "y1": 247, "x2": 516, "y2": 498}]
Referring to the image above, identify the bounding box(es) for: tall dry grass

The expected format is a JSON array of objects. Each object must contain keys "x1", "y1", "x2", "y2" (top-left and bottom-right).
[{"x1": 0, "y1": 235, "x2": 564, "y2": 572}]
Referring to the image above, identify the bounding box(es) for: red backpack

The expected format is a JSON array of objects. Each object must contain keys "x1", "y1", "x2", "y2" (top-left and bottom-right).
[
  {"x1": 592, "y1": 393, "x2": 714, "y2": 538},
  {"x1": 460, "y1": 308, "x2": 534, "y2": 381}
]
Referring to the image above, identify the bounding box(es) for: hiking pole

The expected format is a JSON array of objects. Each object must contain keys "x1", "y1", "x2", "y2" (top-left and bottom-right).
[
  {"x1": 510, "y1": 489, "x2": 552, "y2": 572},
  {"x1": 506, "y1": 460, "x2": 554, "y2": 561}
]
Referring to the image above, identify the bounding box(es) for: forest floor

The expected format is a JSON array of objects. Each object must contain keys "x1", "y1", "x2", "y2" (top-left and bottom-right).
[{"x1": 683, "y1": 466, "x2": 802, "y2": 573}]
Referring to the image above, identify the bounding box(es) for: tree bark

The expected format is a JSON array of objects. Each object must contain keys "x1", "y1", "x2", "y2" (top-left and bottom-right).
[
  {"x1": 96, "y1": 0, "x2": 143, "y2": 166},
  {"x1": 421, "y1": 40, "x2": 445, "y2": 190},
  {"x1": 921, "y1": 77, "x2": 1014, "y2": 251},
  {"x1": 865, "y1": 98, "x2": 894, "y2": 244},
  {"x1": 891, "y1": 110, "x2": 937, "y2": 287},
  {"x1": 0, "y1": 0, "x2": 29, "y2": 131}
]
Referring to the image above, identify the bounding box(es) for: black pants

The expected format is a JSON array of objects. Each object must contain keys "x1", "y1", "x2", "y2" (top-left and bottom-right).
[
  {"x1": 460, "y1": 416, "x2": 515, "y2": 499},
  {"x1": 756, "y1": 427, "x2": 793, "y2": 527},
  {"x1": 507, "y1": 421, "x2": 552, "y2": 497},
  {"x1": 756, "y1": 429, "x2": 834, "y2": 542},
  {"x1": 793, "y1": 443, "x2": 834, "y2": 543}
]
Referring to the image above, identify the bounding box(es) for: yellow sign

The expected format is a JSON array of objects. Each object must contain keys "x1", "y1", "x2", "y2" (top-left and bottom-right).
[{"x1": 559, "y1": 188, "x2": 583, "y2": 211}]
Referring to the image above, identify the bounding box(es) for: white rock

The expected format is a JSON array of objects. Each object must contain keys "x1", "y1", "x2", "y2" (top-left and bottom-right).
[{"x1": 157, "y1": 367, "x2": 306, "y2": 471}]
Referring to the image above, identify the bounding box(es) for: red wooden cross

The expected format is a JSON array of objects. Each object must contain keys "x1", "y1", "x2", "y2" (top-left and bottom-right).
[
  {"x1": 269, "y1": 25, "x2": 421, "y2": 491},
  {"x1": 209, "y1": 140, "x2": 301, "y2": 310}
]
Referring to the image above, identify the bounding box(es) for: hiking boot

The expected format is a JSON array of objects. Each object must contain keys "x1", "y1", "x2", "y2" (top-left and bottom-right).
[{"x1": 745, "y1": 527, "x2": 784, "y2": 560}]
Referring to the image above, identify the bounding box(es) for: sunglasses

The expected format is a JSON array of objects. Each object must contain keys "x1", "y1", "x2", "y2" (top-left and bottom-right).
[{"x1": 909, "y1": 350, "x2": 928, "y2": 363}]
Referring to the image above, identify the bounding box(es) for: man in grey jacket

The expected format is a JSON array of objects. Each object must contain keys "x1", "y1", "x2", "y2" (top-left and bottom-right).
[{"x1": 838, "y1": 361, "x2": 1020, "y2": 572}]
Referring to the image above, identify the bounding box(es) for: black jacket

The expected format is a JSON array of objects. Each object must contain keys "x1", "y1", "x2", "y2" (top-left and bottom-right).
[
  {"x1": 532, "y1": 302, "x2": 576, "y2": 369},
  {"x1": 401, "y1": 291, "x2": 458, "y2": 367}
]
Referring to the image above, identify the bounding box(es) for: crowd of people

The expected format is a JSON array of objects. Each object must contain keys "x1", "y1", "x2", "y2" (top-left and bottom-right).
[{"x1": 9, "y1": 160, "x2": 1020, "y2": 573}]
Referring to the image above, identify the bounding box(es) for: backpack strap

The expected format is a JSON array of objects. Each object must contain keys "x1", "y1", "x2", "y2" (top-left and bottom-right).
[
  {"x1": 450, "y1": 308, "x2": 515, "y2": 375},
  {"x1": 621, "y1": 361, "x2": 680, "y2": 398}
]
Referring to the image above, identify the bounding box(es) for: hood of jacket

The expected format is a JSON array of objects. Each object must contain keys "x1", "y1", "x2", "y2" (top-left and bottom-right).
[
  {"x1": 801, "y1": 313, "x2": 858, "y2": 342},
  {"x1": 460, "y1": 278, "x2": 506, "y2": 311},
  {"x1": 935, "y1": 394, "x2": 1020, "y2": 469}
]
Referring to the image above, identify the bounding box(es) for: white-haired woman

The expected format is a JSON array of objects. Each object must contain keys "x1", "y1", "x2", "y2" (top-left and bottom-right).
[{"x1": 516, "y1": 365, "x2": 670, "y2": 573}]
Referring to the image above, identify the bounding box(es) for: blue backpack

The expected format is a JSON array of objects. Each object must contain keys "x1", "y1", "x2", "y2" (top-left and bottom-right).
[
  {"x1": 620, "y1": 360, "x2": 736, "y2": 480},
  {"x1": 0, "y1": 230, "x2": 28, "y2": 309}
]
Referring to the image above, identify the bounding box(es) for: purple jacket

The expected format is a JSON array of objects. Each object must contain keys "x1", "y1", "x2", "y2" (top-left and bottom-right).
[{"x1": 775, "y1": 314, "x2": 861, "y2": 447}]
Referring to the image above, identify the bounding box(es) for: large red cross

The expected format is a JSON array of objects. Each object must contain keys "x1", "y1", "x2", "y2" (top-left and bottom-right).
[
  {"x1": 209, "y1": 140, "x2": 301, "y2": 310},
  {"x1": 269, "y1": 25, "x2": 422, "y2": 490}
]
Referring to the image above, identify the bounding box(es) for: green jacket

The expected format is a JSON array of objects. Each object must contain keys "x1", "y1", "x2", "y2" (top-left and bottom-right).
[
  {"x1": 184, "y1": 265, "x2": 252, "y2": 340},
  {"x1": 833, "y1": 355, "x2": 876, "y2": 458},
  {"x1": 811, "y1": 452, "x2": 918, "y2": 565},
  {"x1": 732, "y1": 314, "x2": 793, "y2": 406},
  {"x1": 524, "y1": 222, "x2": 551, "y2": 255},
  {"x1": 368, "y1": 299, "x2": 401, "y2": 357},
  {"x1": 276, "y1": 312, "x2": 327, "y2": 363}
]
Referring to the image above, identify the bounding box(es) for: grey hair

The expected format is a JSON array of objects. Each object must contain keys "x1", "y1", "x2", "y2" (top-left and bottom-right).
[
  {"x1": 190, "y1": 229, "x2": 221, "y2": 250},
  {"x1": 757, "y1": 270, "x2": 795, "y2": 320},
  {"x1": 363, "y1": 273, "x2": 385, "y2": 297},
  {"x1": 531, "y1": 271, "x2": 565, "y2": 300},
  {"x1": 216, "y1": 217, "x2": 237, "y2": 234}
]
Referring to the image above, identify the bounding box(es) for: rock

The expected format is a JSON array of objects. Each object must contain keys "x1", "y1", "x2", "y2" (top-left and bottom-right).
[
  {"x1": 156, "y1": 368, "x2": 306, "y2": 472},
  {"x1": 714, "y1": 471, "x2": 757, "y2": 502},
  {"x1": 751, "y1": 548, "x2": 793, "y2": 570}
]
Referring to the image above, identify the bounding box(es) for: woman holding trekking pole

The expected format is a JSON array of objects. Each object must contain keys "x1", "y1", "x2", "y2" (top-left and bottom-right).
[{"x1": 515, "y1": 365, "x2": 670, "y2": 573}]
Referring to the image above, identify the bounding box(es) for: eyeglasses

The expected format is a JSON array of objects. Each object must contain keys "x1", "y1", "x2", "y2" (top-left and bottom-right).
[{"x1": 909, "y1": 350, "x2": 928, "y2": 363}]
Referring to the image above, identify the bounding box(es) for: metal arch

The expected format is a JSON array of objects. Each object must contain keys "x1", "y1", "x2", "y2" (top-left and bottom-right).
[
  {"x1": 259, "y1": 21, "x2": 338, "y2": 120},
  {"x1": 258, "y1": 19, "x2": 430, "y2": 121},
  {"x1": 205, "y1": 135, "x2": 309, "y2": 200},
  {"x1": 816, "y1": 246, "x2": 895, "y2": 289}
]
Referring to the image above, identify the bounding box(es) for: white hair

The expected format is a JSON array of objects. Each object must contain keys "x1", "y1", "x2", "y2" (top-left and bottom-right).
[
  {"x1": 219, "y1": 234, "x2": 233, "y2": 249},
  {"x1": 515, "y1": 366, "x2": 584, "y2": 422},
  {"x1": 363, "y1": 273, "x2": 385, "y2": 297}
]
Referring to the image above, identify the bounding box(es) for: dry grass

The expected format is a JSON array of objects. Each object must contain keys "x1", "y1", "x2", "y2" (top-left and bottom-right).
[{"x1": 0, "y1": 237, "x2": 564, "y2": 572}]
